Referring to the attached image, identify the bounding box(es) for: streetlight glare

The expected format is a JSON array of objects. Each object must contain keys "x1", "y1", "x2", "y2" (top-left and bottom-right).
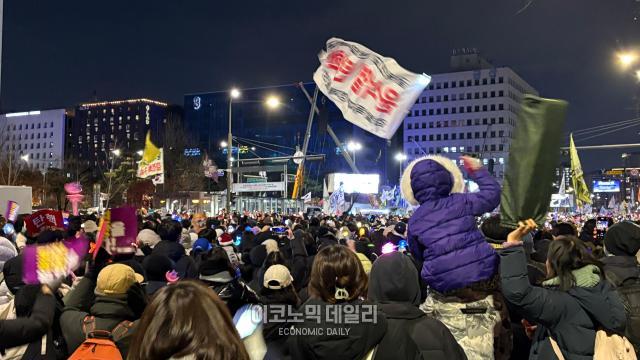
[
  {"x1": 617, "y1": 52, "x2": 638, "y2": 68},
  {"x1": 636, "y1": 70, "x2": 640, "y2": 82},
  {"x1": 230, "y1": 88, "x2": 241, "y2": 99},
  {"x1": 347, "y1": 141, "x2": 362, "y2": 151},
  {"x1": 265, "y1": 96, "x2": 280, "y2": 109},
  {"x1": 136, "y1": 150, "x2": 143, "y2": 156},
  {"x1": 395, "y1": 153, "x2": 407, "y2": 162},
  {"x1": 220, "y1": 141, "x2": 228, "y2": 148},
  {"x1": 112, "y1": 149, "x2": 121, "y2": 156},
  {"x1": 20, "y1": 154, "x2": 29, "y2": 162}
]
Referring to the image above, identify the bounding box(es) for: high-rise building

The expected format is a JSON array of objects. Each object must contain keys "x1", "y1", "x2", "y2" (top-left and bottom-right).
[
  {"x1": 0, "y1": 109, "x2": 67, "y2": 171},
  {"x1": 66, "y1": 98, "x2": 169, "y2": 169},
  {"x1": 403, "y1": 50, "x2": 538, "y2": 178}
]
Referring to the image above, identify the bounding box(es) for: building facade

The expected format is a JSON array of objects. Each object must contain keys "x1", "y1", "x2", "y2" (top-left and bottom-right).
[
  {"x1": 403, "y1": 52, "x2": 538, "y2": 178},
  {"x1": 0, "y1": 109, "x2": 67, "y2": 171},
  {"x1": 65, "y1": 98, "x2": 169, "y2": 169},
  {"x1": 183, "y1": 83, "x2": 392, "y2": 191}
]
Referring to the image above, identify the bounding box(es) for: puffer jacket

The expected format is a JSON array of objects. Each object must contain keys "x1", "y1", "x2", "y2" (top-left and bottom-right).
[
  {"x1": 420, "y1": 279, "x2": 511, "y2": 360},
  {"x1": 404, "y1": 156, "x2": 500, "y2": 293},
  {"x1": 500, "y1": 245, "x2": 627, "y2": 360}
]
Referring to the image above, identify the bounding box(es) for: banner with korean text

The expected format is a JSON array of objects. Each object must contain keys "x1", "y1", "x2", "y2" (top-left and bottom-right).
[
  {"x1": 24, "y1": 209, "x2": 64, "y2": 236},
  {"x1": 137, "y1": 148, "x2": 164, "y2": 179},
  {"x1": 313, "y1": 38, "x2": 430, "y2": 139}
]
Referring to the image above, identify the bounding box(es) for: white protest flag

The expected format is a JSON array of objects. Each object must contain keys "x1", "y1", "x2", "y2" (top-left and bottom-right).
[
  {"x1": 301, "y1": 192, "x2": 312, "y2": 203},
  {"x1": 313, "y1": 38, "x2": 431, "y2": 139}
]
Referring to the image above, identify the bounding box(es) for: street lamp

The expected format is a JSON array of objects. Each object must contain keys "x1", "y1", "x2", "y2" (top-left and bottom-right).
[
  {"x1": 136, "y1": 150, "x2": 143, "y2": 156},
  {"x1": 346, "y1": 141, "x2": 362, "y2": 167},
  {"x1": 395, "y1": 153, "x2": 407, "y2": 182},
  {"x1": 618, "y1": 51, "x2": 638, "y2": 69},
  {"x1": 112, "y1": 149, "x2": 121, "y2": 157},
  {"x1": 265, "y1": 96, "x2": 281, "y2": 109},
  {"x1": 226, "y1": 90, "x2": 280, "y2": 212},
  {"x1": 220, "y1": 141, "x2": 228, "y2": 148},
  {"x1": 20, "y1": 154, "x2": 29, "y2": 162}
]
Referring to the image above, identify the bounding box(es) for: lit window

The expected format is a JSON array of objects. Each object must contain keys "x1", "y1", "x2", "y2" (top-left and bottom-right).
[
  {"x1": 499, "y1": 158, "x2": 505, "y2": 164},
  {"x1": 443, "y1": 147, "x2": 449, "y2": 153},
  {"x1": 451, "y1": 147, "x2": 457, "y2": 153},
  {"x1": 482, "y1": 159, "x2": 488, "y2": 165}
]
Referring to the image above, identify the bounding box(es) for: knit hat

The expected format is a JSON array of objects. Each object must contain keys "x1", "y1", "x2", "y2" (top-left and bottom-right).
[
  {"x1": 604, "y1": 221, "x2": 640, "y2": 256},
  {"x1": 192, "y1": 238, "x2": 213, "y2": 253},
  {"x1": 95, "y1": 264, "x2": 144, "y2": 297},
  {"x1": 263, "y1": 264, "x2": 293, "y2": 290},
  {"x1": 262, "y1": 239, "x2": 279, "y2": 254},
  {"x1": 82, "y1": 220, "x2": 99, "y2": 234},
  {"x1": 137, "y1": 229, "x2": 161, "y2": 248},
  {"x1": 142, "y1": 255, "x2": 175, "y2": 282},
  {"x1": 394, "y1": 222, "x2": 407, "y2": 236},
  {"x1": 199, "y1": 254, "x2": 233, "y2": 283},
  {"x1": 401, "y1": 155, "x2": 464, "y2": 206},
  {"x1": 0, "y1": 237, "x2": 17, "y2": 269},
  {"x1": 218, "y1": 233, "x2": 233, "y2": 246}
]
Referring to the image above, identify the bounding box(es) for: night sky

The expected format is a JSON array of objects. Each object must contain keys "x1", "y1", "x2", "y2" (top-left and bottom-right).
[{"x1": 2, "y1": 0, "x2": 639, "y2": 171}]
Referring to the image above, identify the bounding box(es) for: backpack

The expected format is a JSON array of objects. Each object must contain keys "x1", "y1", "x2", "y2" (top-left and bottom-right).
[
  {"x1": 615, "y1": 278, "x2": 640, "y2": 354},
  {"x1": 68, "y1": 316, "x2": 133, "y2": 360},
  {"x1": 550, "y1": 330, "x2": 637, "y2": 360}
]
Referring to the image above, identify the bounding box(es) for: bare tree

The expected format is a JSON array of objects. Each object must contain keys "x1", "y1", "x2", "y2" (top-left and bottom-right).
[
  {"x1": 160, "y1": 118, "x2": 205, "y2": 197},
  {"x1": 0, "y1": 122, "x2": 30, "y2": 185}
]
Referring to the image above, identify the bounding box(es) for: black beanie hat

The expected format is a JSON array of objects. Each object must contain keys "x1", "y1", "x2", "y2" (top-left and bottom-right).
[
  {"x1": 142, "y1": 255, "x2": 175, "y2": 282},
  {"x1": 604, "y1": 221, "x2": 640, "y2": 256}
]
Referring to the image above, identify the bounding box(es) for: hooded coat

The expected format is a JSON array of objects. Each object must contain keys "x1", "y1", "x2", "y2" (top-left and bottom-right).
[
  {"x1": 402, "y1": 155, "x2": 500, "y2": 293},
  {"x1": 500, "y1": 245, "x2": 627, "y2": 360},
  {"x1": 368, "y1": 252, "x2": 467, "y2": 360},
  {"x1": 152, "y1": 240, "x2": 198, "y2": 279}
]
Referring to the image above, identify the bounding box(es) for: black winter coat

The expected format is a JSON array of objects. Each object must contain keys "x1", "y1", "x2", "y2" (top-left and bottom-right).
[
  {"x1": 0, "y1": 291, "x2": 55, "y2": 350},
  {"x1": 500, "y1": 245, "x2": 627, "y2": 360},
  {"x1": 60, "y1": 277, "x2": 139, "y2": 357},
  {"x1": 288, "y1": 298, "x2": 387, "y2": 360},
  {"x1": 152, "y1": 240, "x2": 198, "y2": 279},
  {"x1": 368, "y1": 251, "x2": 466, "y2": 360}
]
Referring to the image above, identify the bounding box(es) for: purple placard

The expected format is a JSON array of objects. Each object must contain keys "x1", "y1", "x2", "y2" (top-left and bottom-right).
[{"x1": 23, "y1": 235, "x2": 89, "y2": 285}]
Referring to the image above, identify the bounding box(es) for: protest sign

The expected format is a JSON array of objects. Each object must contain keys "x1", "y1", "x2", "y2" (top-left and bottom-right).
[
  {"x1": 22, "y1": 234, "x2": 89, "y2": 285},
  {"x1": 98, "y1": 207, "x2": 137, "y2": 255},
  {"x1": 5, "y1": 200, "x2": 19, "y2": 222},
  {"x1": 24, "y1": 209, "x2": 64, "y2": 236}
]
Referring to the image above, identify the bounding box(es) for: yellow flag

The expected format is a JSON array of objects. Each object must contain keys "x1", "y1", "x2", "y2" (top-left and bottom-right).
[
  {"x1": 142, "y1": 131, "x2": 160, "y2": 163},
  {"x1": 569, "y1": 133, "x2": 591, "y2": 206}
]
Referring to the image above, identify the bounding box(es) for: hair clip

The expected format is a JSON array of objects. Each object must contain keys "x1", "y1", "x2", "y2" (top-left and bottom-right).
[{"x1": 335, "y1": 287, "x2": 350, "y2": 300}]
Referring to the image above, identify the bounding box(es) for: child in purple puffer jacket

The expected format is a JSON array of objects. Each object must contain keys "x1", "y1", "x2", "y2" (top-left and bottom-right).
[{"x1": 401, "y1": 155, "x2": 511, "y2": 360}]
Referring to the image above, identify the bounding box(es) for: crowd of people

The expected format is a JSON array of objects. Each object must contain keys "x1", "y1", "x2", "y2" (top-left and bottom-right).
[{"x1": 0, "y1": 155, "x2": 639, "y2": 359}]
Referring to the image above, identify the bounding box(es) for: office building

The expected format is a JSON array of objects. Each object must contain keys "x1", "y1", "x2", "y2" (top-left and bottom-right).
[
  {"x1": 183, "y1": 83, "x2": 391, "y2": 188},
  {"x1": 66, "y1": 98, "x2": 169, "y2": 169},
  {"x1": 403, "y1": 50, "x2": 538, "y2": 178},
  {"x1": 0, "y1": 109, "x2": 67, "y2": 171}
]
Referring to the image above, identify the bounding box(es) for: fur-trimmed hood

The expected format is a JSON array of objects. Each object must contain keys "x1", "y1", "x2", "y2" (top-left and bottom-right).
[{"x1": 401, "y1": 155, "x2": 464, "y2": 206}]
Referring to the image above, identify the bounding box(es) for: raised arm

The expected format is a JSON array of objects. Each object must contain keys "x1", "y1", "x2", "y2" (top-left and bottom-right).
[{"x1": 460, "y1": 156, "x2": 501, "y2": 216}]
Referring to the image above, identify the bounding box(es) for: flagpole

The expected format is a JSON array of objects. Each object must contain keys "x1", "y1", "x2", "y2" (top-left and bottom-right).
[{"x1": 299, "y1": 85, "x2": 360, "y2": 174}]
